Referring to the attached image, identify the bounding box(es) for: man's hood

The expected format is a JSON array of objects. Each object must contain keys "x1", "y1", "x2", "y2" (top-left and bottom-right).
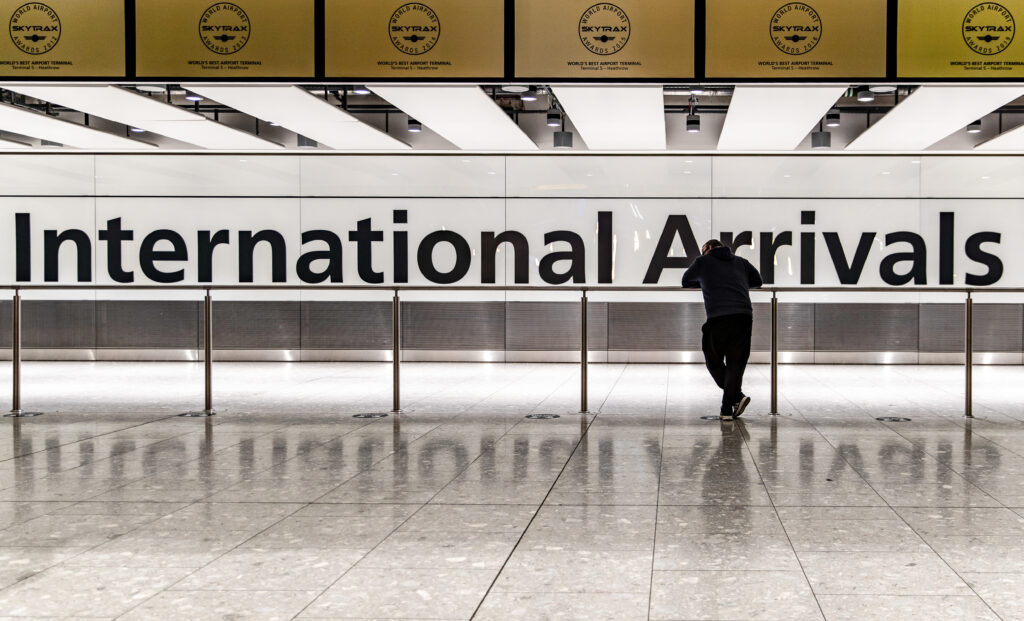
[{"x1": 708, "y1": 246, "x2": 733, "y2": 261}]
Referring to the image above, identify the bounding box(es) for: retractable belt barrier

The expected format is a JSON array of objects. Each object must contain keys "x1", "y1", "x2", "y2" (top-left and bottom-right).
[{"x1": 4, "y1": 285, "x2": 1013, "y2": 419}]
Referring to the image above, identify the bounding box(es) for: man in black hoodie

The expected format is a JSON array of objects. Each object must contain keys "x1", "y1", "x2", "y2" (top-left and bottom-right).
[{"x1": 681, "y1": 239, "x2": 764, "y2": 420}]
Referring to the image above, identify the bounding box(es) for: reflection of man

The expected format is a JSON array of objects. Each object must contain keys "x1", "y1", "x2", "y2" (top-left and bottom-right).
[{"x1": 682, "y1": 240, "x2": 763, "y2": 420}]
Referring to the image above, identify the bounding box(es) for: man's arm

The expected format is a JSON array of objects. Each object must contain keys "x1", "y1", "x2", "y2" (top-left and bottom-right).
[
  {"x1": 745, "y1": 259, "x2": 764, "y2": 289},
  {"x1": 681, "y1": 258, "x2": 701, "y2": 288}
]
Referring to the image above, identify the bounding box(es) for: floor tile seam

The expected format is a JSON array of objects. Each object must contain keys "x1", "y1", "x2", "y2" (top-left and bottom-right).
[
  {"x1": 737, "y1": 421, "x2": 829, "y2": 621},
  {"x1": 466, "y1": 397, "x2": 608, "y2": 620},
  {"x1": 110, "y1": 496, "x2": 314, "y2": 619},
  {"x1": 292, "y1": 400, "x2": 552, "y2": 620},
  {"x1": 646, "y1": 364, "x2": 671, "y2": 621}
]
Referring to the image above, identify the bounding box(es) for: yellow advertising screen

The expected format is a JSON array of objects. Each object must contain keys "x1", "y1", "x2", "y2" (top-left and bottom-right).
[
  {"x1": 515, "y1": 0, "x2": 695, "y2": 78},
  {"x1": 0, "y1": 0, "x2": 125, "y2": 76},
  {"x1": 706, "y1": 0, "x2": 887, "y2": 78},
  {"x1": 325, "y1": 0, "x2": 504, "y2": 78},
  {"x1": 899, "y1": 0, "x2": 1024, "y2": 76},
  {"x1": 136, "y1": 0, "x2": 315, "y2": 77}
]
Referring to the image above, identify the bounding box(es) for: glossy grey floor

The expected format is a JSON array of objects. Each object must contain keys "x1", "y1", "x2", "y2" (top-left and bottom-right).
[{"x1": 0, "y1": 361, "x2": 1022, "y2": 620}]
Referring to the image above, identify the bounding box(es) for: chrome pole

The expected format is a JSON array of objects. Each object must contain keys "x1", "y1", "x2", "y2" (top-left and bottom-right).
[
  {"x1": 204, "y1": 289, "x2": 213, "y2": 415},
  {"x1": 581, "y1": 289, "x2": 588, "y2": 414},
  {"x1": 7, "y1": 289, "x2": 39, "y2": 418},
  {"x1": 965, "y1": 291, "x2": 973, "y2": 418},
  {"x1": 392, "y1": 289, "x2": 401, "y2": 413},
  {"x1": 771, "y1": 291, "x2": 778, "y2": 415}
]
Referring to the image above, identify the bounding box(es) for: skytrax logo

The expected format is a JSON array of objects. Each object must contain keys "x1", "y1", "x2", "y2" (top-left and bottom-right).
[
  {"x1": 770, "y1": 2, "x2": 821, "y2": 55},
  {"x1": 389, "y1": 3, "x2": 440, "y2": 55},
  {"x1": 963, "y1": 2, "x2": 1015, "y2": 55},
  {"x1": 579, "y1": 3, "x2": 630, "y2": 55},
  {"x1": 9, "y1": 2, "x2": 60, "y2": 55},
  {"x1": 199, "y1": 2, "x2": 250, "y2": 55}
]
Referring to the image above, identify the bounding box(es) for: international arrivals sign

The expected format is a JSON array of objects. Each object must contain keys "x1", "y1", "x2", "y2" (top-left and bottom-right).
[{"x1": 5, "y1": 202, "x2": 1008, "y2": 288}]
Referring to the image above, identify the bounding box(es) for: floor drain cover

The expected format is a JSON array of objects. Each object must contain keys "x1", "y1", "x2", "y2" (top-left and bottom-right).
[
  {"x1": 353, "y1": 413, "x2": 389, "y2": 419},
  {"x1": 876, "y1": 416, "x2": 912, "y2": 422},
  {"x1": 526, "y1": 414, "x2": 561, "y2": 419}
]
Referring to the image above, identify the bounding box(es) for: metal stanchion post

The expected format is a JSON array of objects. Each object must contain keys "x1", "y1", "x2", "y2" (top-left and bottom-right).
[
  {"x1": 182, "y1": 289, "x2": 215, "y2": 417},
  {"x1": 770, "y1": 291, "x2": 778, "y2": 415},
  {"x1": 965, "y1": 291, "x2": 973, "y2": 418},
  {"x1": 580, "y1": 289, "x2": 589, "y2": 414},
  {"x1": 7, "y1": 289, "x2": 41, "y2": 417},
  {"x1": 392, "y1": 289, "x2": 401, "y2": 413}
]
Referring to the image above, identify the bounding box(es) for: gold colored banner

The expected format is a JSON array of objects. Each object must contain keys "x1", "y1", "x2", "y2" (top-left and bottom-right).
[
  {"x1": 899, "y1": 0, "x2": 1024, "y2": 76},
  {"x1": 0, "y1": 0, "x2": 124, "y2": 76},
  {"x1": 326, "y1": 0, "x2": 504, "y2": 78},
  {"x1": 706, "y1": 0, "x2": 886, "y2": 78},
  {"x1": 515, "y1": 0, "x2": 694, "y2": 78},
  {"x1": 136, "y1": 0, "x2": 314, "y2": 77}
]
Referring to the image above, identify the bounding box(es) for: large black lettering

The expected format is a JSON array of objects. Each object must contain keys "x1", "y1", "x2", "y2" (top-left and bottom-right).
[
  {"x1": 43, "y1": 228, "x2": 91, "y2": 282},
  {"x1": 198, "y1": 230, "x2": 230, "y2": 283},
  {"x1": 824, "y1": 232, "x2": 876, "y2": 285},
  {"x1": 965, "y1": 232, "x2": 1002, "y2": 286},
  {"x1": 97, "y1": 217, "x2": 134, "y2": 283},
  {"x1": 758, "y1": 231, "x2": 793, "y2": 285},
  {"x1": 481, "y1": 231, "x2": 529, "y2": 284},
  {"x1": 239, "y1": 230, "x2": 286, "y2": 283},
  {"x1": 720, "y1": 231, "x2": 753, "y2": 254},
  {"x1": 643, "y1": 215, "x2": 701, "y2": 284},
  {"x1": 800, "y1": 211, "x2": 815, "y2": 285},
  {"x1": 418, "y1": 231, "x2": 471, "y2": 284},
  {"x1": 139, "y1": 229, "x2": 187, "y2": 283},
  {"x1": 539, "y1": 231, "x2": 586, "y2": 284},
  {"x1": 879, "y1": 232, "x2": 927, "y2": 286},
  {"x1": 296, "y1": 230, "x2": 343, "y2": 284},
  {"x1": 348, "y1": 218, "x2": 384, "y2": 284},
  {"x1": 940, "y1": 212, "x2": 955, "y2": 285},
  {"x1": 15, "y1": 213, "x2": 30, "y2": 282},
  {"x1": 598, "y1": 211, "x2": 613, "y2": 283},
  {"x1": 393, "y1": 210, "x2": 408, "y2": 284}
]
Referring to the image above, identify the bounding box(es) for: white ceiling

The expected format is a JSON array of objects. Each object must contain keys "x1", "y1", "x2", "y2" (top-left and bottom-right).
[{"x1": 2, "y1": 83, "x2": 1024, "y2": 153}]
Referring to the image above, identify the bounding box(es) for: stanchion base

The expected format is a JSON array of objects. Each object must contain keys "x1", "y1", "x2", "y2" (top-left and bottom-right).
[
  {"x1": 179, "y1": 410, "x2": 216, "y2": 417},
  {"x1": 353, "y1": 413, "x2": 389, "y2": 419},
  {"x1": 526, "y1": 414, "x2": 561, "y2": 419},
  {"x1": 875, "y1": 416, "x2": 911, "y2": 423},
  {"x1": 5, "y1": 410, "x2": 42, "y2": 417}
]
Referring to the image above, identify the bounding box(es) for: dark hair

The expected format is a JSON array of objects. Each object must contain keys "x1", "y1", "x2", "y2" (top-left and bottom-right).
[{"x1": 701, "y1": 239, "x2": 723, "y2": 254}]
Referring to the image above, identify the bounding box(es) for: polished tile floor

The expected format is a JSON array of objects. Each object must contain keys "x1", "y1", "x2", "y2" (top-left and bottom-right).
[{"x1": 0, "y1": 361, "x2": 1022, "y2": 620}]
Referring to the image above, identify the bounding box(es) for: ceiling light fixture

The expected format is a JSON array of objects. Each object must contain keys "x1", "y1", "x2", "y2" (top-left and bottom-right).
[
  {"x1": 351, "y1": 85, "x2": 371, "y2": 95},
  {"x1": 520, "y1": 87, "x2": 538, "y2": 102},
  {"x1": 407, "y1": 117, "x2": 422, "y2": 132},
  {"x1": 967, "y1": 118, "x2": 982, "y2": 133},
  {"x1": 686, "y1": 95, "x2": 700, "y2": 133},
  {"x1": 546, "y1": 109, "x2": 561, "y2": 127},
  {"x1": 856, "y1": 87, "x2": 875, "y2": 103},
  {"x1": 297, "y1": 134, "x2": 318, "y2": 148},
  {"x1": 553, "y1": 130, "x2": 573, "y2": 149},
  {"x1": 811, "y1": 130, "x2": 831, "y2": 149},
  {"x1": 825, "y1": 108, "x2": 841, "y2": 127},
  {"x1": 500, "y1": 85, "x2": 529, "y2": 93},
  {"x1": 130, "y1": 127, "x2": 145, "y2": 133},
  {"x1": 184, "y1": 91, "x2": 203, "y2": 102}
]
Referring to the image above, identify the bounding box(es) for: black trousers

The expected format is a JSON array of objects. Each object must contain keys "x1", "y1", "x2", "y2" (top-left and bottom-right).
[{"x1": 701, "y1": 313, "x2": 753, "y2": 414}]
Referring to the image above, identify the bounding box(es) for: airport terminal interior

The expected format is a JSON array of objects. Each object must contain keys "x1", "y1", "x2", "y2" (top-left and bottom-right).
[{"x1": 4, "y1": 0, "x2": 1024, "y2": 619}]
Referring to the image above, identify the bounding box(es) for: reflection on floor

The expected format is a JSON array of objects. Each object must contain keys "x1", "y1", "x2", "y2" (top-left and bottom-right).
[{"x1": 0, "y1": 362, "x2": 1021, "y2": 620}]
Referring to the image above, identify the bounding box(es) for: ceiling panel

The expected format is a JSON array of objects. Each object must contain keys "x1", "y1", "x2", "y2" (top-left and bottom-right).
[
  {"x1": 0, "y1": 102, "x2": 149, "y2": 150},
  {"x1": 847, "y1": 86, "x2": 1024, "y2": 151},
  {"x1": 717, "y1": 86, "x2": 847, "y2": 151},
  {"x1": 7, "y1": 85, "x2": 281, "y2": 150},
  {"x1": 369, "y1": 85, "x2": 537, "y2": 151},
  {"x1": 185, "y1": 85, "x2": 409, "y2": 150},
  {"x1": 551, "y1": 86, "x2": 666, "y2": 150}
]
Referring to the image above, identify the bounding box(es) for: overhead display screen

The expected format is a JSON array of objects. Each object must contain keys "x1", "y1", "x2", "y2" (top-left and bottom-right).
[
  {"x1": 135, "y1": 0, "x2": 315, "y2": 77},
  {"x1": 0, "y1": 0, "x2": 125, "y2": 76},
  {"x1": 515, "y1": 0, "x2": 695, "y2": 78},
  {"x1": 706, "y1": 0, "x2": 887, "y2": 78},
  {"x1": 899, "y1": 0, "x2": 1024, "y2": 76},
  {"x1": 325, "y1": 0, "x2": 505, "y2": 78}
]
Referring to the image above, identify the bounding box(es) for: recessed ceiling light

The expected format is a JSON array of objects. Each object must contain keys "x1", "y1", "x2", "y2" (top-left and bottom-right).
[
  {"x1": 869, "y1": 85, "x2": 897, "y2": 94},
  {"x1": 520, "y1": 87, "x2": 539, "y2": 102},
  {"x1": 501, "y1": 85, "x2": 530, "y2": 93},
  {"x1": 135, "y1": 85, "x2": 166, "y2": 94},
  {"x1": 184, "y1": 91, "x2": 203, "y2": 102},
  {"x1": 856, "y1": 87, "x2": 875, "y2": 103},
  {"x1": 130, "y1": 127, "x2": 145, "y2": 133},
  {"x1": 352, "y1": 85, "x2": 371, "y2": 95}
]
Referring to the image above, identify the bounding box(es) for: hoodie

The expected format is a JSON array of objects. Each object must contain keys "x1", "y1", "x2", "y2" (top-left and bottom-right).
[{"x1": 681, "y1": 246, "x2": 764, "y2": 319}]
